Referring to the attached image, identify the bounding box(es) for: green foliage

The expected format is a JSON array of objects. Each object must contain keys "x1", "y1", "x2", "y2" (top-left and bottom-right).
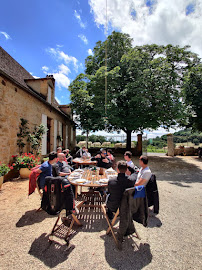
[
  {"x1": 69, "y1": 31, "x2": 201, "y2": 149},
  {"x1": 28, "y1": 124, "x2": 47, "y2": 156},
  {"x1": 0, "y1": 163, "x2": 10, "y2": 177},
  {"x1": 76, "y1": 135, "x2": 86, "y2": 143},
  {"x1": 89, "y1": 135, "x2": 106, "y2": 143},
  {"x1": 17, "y1": 118, "x2": 29, "y2": 154},
  {"x1": 182, "y1": 64, "x2": 202, "y2": 131},
  {"x1": 10, "y1": 153, "x2": 40, "y2": 170}
]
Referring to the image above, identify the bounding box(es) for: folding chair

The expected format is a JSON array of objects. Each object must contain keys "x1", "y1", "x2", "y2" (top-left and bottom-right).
[
  {"x1": 49, "y1": 199, "x2": 84, "y2": 243},
  {"x1": 102, "y1": 186, "x2": 147, "y2": 249},
  {"x1": 101, "y1": 204, "x2": 120, "y2": 247}
]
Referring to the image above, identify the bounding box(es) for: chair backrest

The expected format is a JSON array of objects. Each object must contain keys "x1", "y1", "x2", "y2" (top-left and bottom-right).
[
  {"x1": 41, "y1": 176, "x2": 74, "y2": 215},
  {"x1": 146, "y1": 174, "x2": 159, "y2": 214}
]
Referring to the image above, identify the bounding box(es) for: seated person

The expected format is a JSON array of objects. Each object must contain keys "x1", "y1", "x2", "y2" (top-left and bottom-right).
[
  {"x1": 91, "y1": 148, "x2": 112, "y2": 169},
  {"x1": 63, "y1": 148, "x2": 73, "y2": 164},
  {"x1": 76, "y1": 146, "x2": 86, "y2": 158},
  {"x1": 57, "y1": 147, "x2": 62, "y2": 156},
  {"x1": 125, "y1": 166, "x2": 138, "y2": 184},
  {"x1": 82, "y1": 148, "x2": 91, "y2": 158},
  {"x1": 107, "y1": 149, "x2": 114, "y2": 161},
  {"x1": 36, "y1": 151, "x2": 57, "y2": 189},
  {"x1": 134, "y1": 155, "x2": 152, "y2": 187},
  {"x1": 54, "y1": 153, "x2": 72, "y2": 177},
  {"x1": 106, "y1": 160, "x2": 134, "y2": 219},
  {"x1": 124, "y1": 151, "x2": 135, "y2": 169}
]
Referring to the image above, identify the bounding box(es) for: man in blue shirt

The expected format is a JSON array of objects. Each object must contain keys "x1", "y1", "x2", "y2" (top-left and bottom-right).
[{"x1": 36, "y1": 151, "x2": 57, "y2": 189}]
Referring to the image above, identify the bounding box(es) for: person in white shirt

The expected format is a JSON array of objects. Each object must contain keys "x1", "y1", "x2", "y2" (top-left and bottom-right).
[
  {"x1": 124, "y1": 151, "x2": 135, "y2": 169},
  {"x1": 135, "y1": 155, "x2": 152, "y2": 187}
]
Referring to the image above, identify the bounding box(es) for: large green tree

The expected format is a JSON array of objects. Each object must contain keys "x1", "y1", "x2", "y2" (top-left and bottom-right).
[
  {"x1": 182, "y1": 64, "x2": 202, "y2": 131},
  {"x1": 69, "y1": 31, "x2": 200, "y2": 149}
]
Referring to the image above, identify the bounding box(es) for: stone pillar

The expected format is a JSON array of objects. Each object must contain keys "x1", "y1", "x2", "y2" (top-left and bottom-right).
[
  {"x1": 137, "y1": 134, "x2": 142, "y2": 156},
  {"x1": 167, "y1": 134, "x2": 174, "y2": 156}
]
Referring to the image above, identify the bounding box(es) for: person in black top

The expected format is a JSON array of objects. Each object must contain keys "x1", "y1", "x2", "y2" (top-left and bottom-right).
[
  {"x1": 91, "y1": 148, "x2": 112, "y2": 169},
  {"x1": 106, "y1": 160, "x2": 134, "y2": 220}
]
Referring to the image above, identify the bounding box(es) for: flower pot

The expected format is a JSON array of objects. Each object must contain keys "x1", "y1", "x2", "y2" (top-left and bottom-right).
[
  {"x1": 19, "y1": 168, "x2": 32, "y2": 179},
  {"x1": 0, "y1": 176, "x2": 4, "y2": 190}
]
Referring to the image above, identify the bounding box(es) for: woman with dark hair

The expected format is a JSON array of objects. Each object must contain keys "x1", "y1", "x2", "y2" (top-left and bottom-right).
[{"x1": 107, "y1": 149, "x2": 114, "y2": 161}]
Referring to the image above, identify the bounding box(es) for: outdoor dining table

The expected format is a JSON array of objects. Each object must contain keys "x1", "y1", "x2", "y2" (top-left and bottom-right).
[
  {"x1": 72, "y1": 157, "x2": 97, "y2": 167},
  {"x1": 68, "y1": 168, "x2": 117, "y2": 207}
]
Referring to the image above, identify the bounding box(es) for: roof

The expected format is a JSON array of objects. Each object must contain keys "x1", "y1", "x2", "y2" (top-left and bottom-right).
[
  {"x1": 0, "y1": 46, "x2": 34, "y2": 89},
  {"x1": 0, "y1": 46, "x2": 75, "y2": 125}
]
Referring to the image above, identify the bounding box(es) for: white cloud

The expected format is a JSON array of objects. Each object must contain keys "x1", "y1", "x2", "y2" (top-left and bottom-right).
[
  {"x1": 78, "y1": 34, "x2": 88, "y2": 44},
  {"x1": 42, "y1": 66, "x2": 49, "y2": 74},
  {"x1": 89, "y1": 0, "x2": 202, "y2": 58},
  {"x1": 0, "y1": 31, "x2": 11, "y2": 40},
  {"x1": 46, "y1": 47, "x2": 79, "y2": 72},
  {"x1": 74, "y1": 10, "x2": 86, "y2": 28},
  {"x1": 53, "y1": 73, "x2": 71, "y2": 89},
  {"x1": 58, "y1": 64, "x2": 71, "y2": 75},
  {"x1": 87, "y1": 48, "x2": 93, "y2": 55},
  {"x1": 41, "y1": 63, "x2": 71, "y2": 89}
]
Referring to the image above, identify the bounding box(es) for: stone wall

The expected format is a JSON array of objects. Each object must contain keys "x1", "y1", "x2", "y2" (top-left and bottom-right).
[{"x1": 0, "y1": 75, "x2": 75, "y2": 164}]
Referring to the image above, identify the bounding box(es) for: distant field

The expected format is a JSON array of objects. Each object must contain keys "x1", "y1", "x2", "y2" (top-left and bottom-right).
[{"x1": 175, "y1": 142, "x2": 202, "y2": 148}]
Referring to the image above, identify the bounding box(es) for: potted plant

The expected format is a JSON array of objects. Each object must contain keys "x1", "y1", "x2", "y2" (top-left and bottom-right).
[
  {"x1": 10, "y1": 153, "x2": 40, "y2": 179},
  {"x1": 0, "y1": 163, "x2": 10, "y2": 190}
]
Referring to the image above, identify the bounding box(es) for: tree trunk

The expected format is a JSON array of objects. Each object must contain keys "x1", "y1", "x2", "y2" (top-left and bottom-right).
[
  {"x1": 126, "y1": 129, "x2": 132, "y2": 150},
  {"x1": 86, "y1": 130, "x2": 89, "y2": 148}
]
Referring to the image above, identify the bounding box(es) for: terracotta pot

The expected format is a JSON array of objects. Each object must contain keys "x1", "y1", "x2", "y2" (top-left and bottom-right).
[
  {"x1": 0, "y1": 176, "x2": 4, "y2": 190},
  {"x1": 19, "y1": 168, "x2": 32, "y2": 179}
]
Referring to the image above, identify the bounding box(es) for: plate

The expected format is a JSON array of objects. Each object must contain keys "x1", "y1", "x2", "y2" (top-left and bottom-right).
[
  {"x1": 99, "y1": 179, "x2": 109, "y2": 183},
  {"x1": 74, "y1": 179, "x2": 86, "y2": 183},
  {"x1": 70, "y1": 172, "x2": 81, "y2": 177},
  {"x1": 74, "y1": 169, "x2": 84, "y2": 173},
  {"x1": 106, "y1": 167, "x2": 115, "y2": 172}
]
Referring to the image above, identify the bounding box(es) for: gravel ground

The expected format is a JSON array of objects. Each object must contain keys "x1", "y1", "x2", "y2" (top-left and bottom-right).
[{"x1": 0, "y1": 155, "x2": 201, "y2": 270}]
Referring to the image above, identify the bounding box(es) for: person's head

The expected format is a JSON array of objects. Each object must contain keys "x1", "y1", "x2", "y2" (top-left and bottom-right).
[
  {"x1": 63, "y1": 150, "x2": 67, "y2": 155},
  {"x1": 58, "y1": 153, "x2": 66, "y2": 162},
  {"x1": 117, "y1": 160, "x2": 128, "y2": 173},
  {"x1": 101, "y1": 149, "x2": 107, "y2": 158},
  {"x1": 124, "y1": 151, "x2": 132, "y2": 161},
  {"x1": 57, "y1": 147, "x2": 62, "y2": 154},
  {"x1": 139, "y1": 155, "x2": 148, "y2": 167},
  {"x1": 107, "y1": 149, "x2": 112, "y2": 155},
  {"x1": 49, "y1": 151, "x2": 57, "y2": 163},
  {"x1": 82, "y1": 146, "x2": 86, "y2": 150},
  {"x1": 65, "y1": 149, "x2": 70, "y2": 154},
  {"x1": 126, "y1": 166, "x2": 135, "y2": 176}
]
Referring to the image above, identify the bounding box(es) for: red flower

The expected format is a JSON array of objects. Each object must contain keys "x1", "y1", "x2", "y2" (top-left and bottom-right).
[
  {"x1": 13, "y1": 163, "x2": 16, "y2": 166},
  {"x1": 10, "y1": 166, "x2": 14, "y2": 170},
  {"x1": 21, "y1": 162, "x2": 24, "y2": 164}
]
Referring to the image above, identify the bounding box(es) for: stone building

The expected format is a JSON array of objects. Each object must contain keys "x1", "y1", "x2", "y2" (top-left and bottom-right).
[{"x1": 0, "y1": 46, "x2": 76, "y2": 164}]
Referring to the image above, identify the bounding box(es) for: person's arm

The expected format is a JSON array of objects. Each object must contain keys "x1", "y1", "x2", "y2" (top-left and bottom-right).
[
  {"x1": 135, "y1": 171, "x2": 151, "y2": 186},
  {"x1": 35, "y1": 168, "x2": 42, "y2": 174},
  {"x1": 134, "y1": 177, "x2": 147, "y2": 186},
  {"x1": 59, "y1": 171, "x2": 70, "y2": 176}
]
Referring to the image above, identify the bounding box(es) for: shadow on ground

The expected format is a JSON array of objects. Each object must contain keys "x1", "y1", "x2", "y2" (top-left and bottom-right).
[
  {"x1": 101, "y1": 234, "x2": 152, "y2": 270},
  {"x1": 143, "y1": 156, "x2": 202, "y2": 185},
  {"x1": 29, "y1": 233, "x2": 75, "y2": 268},
  {"x1": 16, "y1": 209, "x2": 54, "y2": 227}
]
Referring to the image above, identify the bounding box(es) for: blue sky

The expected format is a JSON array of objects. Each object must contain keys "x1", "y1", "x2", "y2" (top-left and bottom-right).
[{"x1": 1, "y1": 0, "x2": 201, "y2": 139}]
